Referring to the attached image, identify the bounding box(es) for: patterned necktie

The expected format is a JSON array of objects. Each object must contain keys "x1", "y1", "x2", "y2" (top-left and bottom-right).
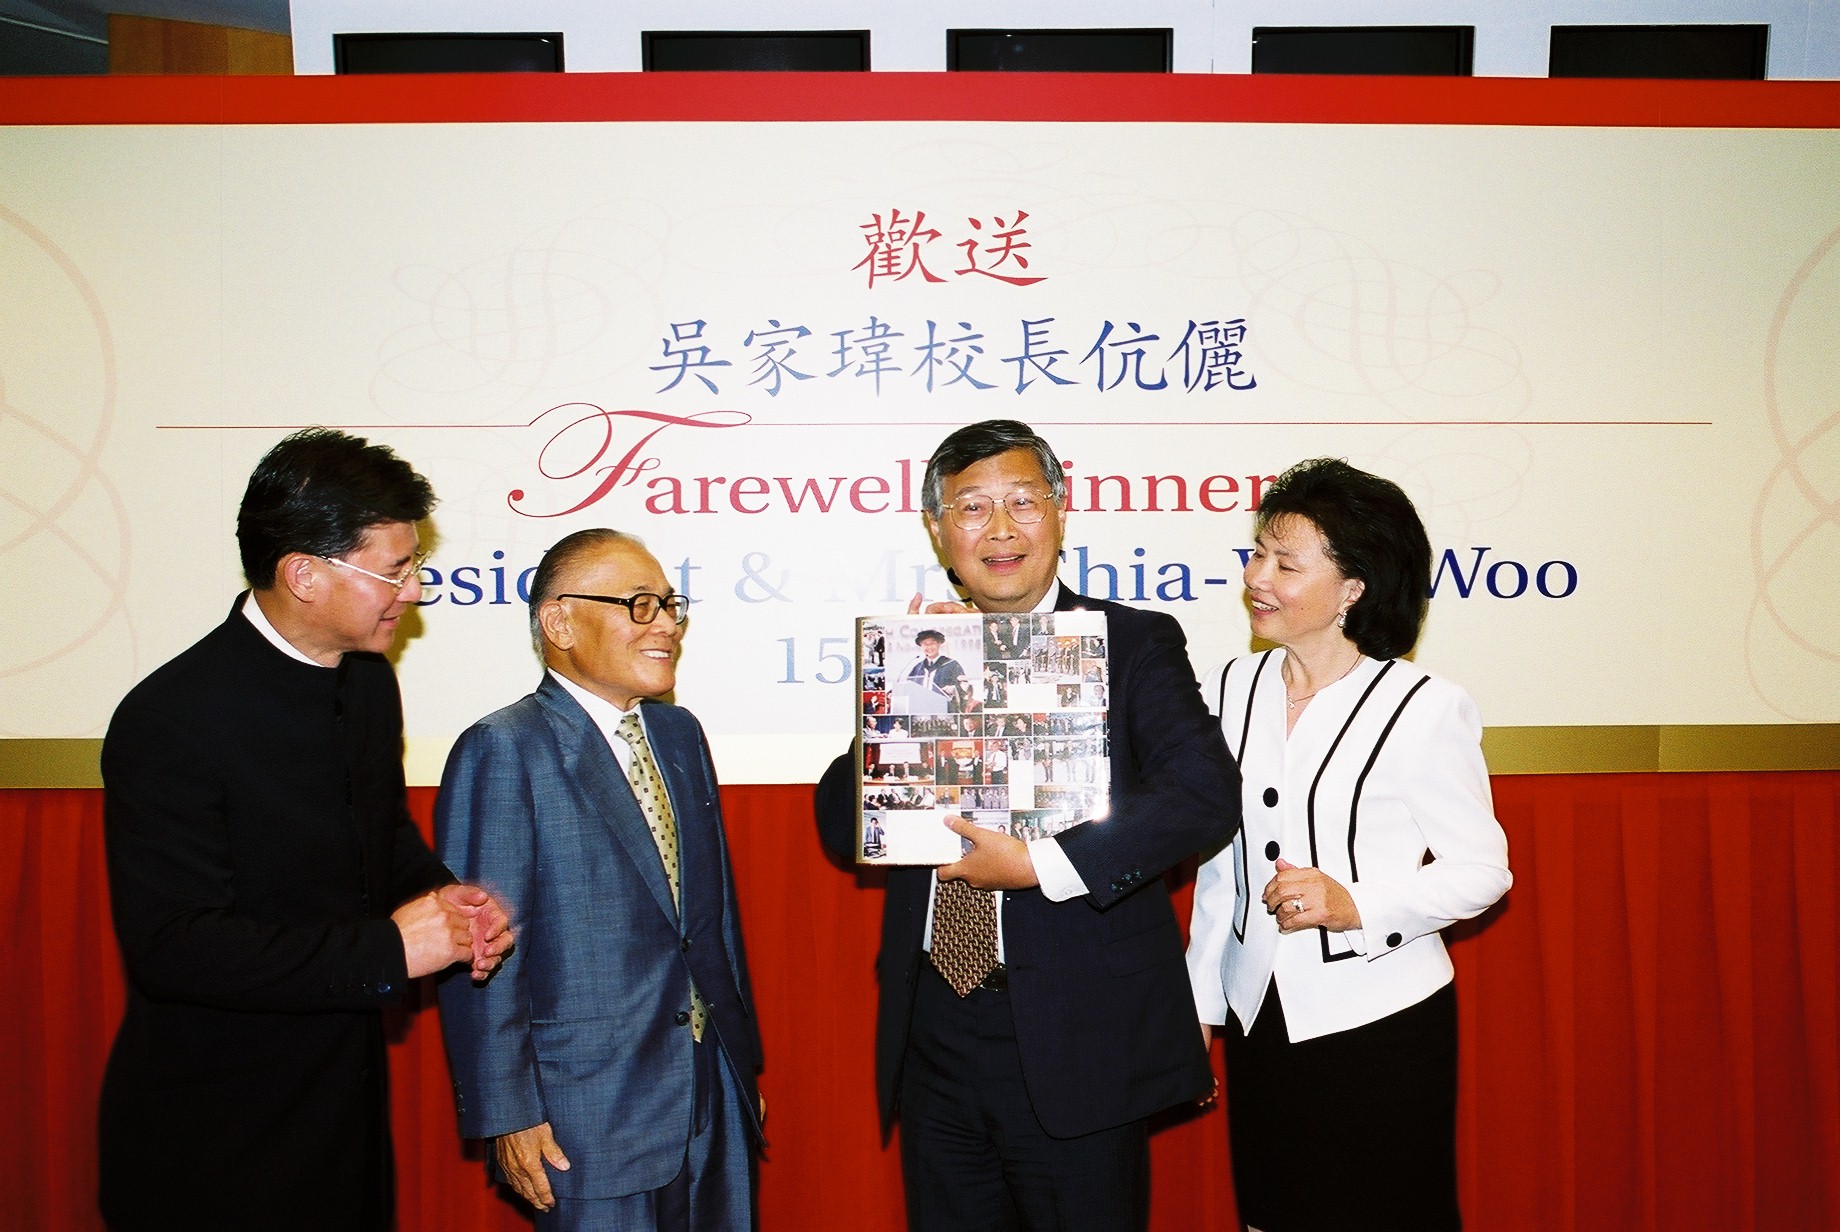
[
  {"x1": 616, "y1": 709, "x2": 707, "y2": 1041},
  {"x1": 930, "y1": 876, "x2": 998, "y2": 997}
]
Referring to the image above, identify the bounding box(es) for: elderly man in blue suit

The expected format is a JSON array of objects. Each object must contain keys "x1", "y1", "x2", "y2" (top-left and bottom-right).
[{"x1": 437, "y1": 528, "x2": 763, "y2": 1231}]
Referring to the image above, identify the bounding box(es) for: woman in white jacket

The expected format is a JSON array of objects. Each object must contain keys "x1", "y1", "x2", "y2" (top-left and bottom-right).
[{"x1": 1187, "y1": 458, "x2": 1511, "y2": 1232}]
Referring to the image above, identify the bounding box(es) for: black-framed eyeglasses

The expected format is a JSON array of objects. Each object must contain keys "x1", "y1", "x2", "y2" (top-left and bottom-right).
[
  {"x1": 943, "y1": 489, "x2": 1055, "y2": 530},
  {"x1": 555, "y1": 591, "x2": 692, "y2": 626}
]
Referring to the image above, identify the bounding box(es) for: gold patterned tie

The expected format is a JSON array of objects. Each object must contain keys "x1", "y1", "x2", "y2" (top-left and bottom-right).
[
  {"x1": 929, "y1": 876, "x2": 998, "y2": 997},
  {"x1": 617, "y1": 709, "x2": 707, "y2": 1041}
]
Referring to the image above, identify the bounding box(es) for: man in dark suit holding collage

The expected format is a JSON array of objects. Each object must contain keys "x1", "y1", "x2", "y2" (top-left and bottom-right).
[{"x1": 816, "y1": 419, "x2": 1241, "y2": 1231}]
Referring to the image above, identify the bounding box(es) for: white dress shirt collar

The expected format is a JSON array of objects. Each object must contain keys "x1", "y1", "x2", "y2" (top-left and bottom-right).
[
  {"x1": 241, "y1": 591, "x2": 323, "y2": 667},
  {"x1": 548, "y1": 668, "x2": 644, "y2": 772}
]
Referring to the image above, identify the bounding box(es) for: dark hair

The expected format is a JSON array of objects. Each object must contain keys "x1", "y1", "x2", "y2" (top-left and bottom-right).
[
  {"x1": 237, "y1": 428, "x2": 436, "y2": 588},
  {"x1": 527, "y1": 528, "x2": 644, "y2": 650},
  {"x1": 922, "y1": 419, "x2": 1065, "y2": 518},
  {"x1": 1255, "y1": 458, "x2": 1430, "y2": 660}
]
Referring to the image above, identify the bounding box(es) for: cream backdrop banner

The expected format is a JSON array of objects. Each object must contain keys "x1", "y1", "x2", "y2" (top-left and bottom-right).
[{"x1": 4, "y1": 90, "x2": 1836, "y2": 781}]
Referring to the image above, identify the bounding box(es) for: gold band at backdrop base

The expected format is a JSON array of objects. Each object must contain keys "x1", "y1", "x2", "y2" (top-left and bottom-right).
[
  {"x1": 1, "y1": 728, "x2": 1836, "y2": 790},
  {"x1": 1480, "y1": 726, "x2": 1840, "y2": 775},
  {"x1": 1, "y1": 741, "x2": 110, "y2": 789}
]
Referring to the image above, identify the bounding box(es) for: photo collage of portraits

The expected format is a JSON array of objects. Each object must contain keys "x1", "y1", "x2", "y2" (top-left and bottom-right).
[{"x1": 856, "y1": 611, "x2": 1111, "y2": 865}]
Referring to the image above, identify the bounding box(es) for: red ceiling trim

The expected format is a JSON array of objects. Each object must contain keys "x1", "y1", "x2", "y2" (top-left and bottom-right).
[{"x1": 3, "y1": 71, "x2": 1839, "y2": 128}]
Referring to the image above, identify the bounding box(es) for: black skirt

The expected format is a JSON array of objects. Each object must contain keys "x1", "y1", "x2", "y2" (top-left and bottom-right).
[{"x1": 1224, "y1": 980, "x2": 1460, "y2": 1232}]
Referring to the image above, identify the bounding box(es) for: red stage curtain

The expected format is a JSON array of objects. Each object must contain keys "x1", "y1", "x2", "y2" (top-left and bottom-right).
[{"x1": 6, "y1": 772, "x2": 1838, "y2": 1231}]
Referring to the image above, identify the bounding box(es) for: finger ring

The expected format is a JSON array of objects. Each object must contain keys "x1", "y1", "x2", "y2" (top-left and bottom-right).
[{"x1": 1291, "y1": 898, "x2": 1305, "y2": 913}]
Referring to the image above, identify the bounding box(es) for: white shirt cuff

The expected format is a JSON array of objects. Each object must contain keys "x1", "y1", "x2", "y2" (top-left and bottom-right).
[{"x1": 1028, "y1": 836, "x2": 1088, "y2": 902}]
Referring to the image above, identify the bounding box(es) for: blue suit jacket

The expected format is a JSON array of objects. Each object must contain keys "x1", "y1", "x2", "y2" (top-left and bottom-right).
[
  {"x1": 436, "y1": 675, "x2": 762, "y2": 1200},
  {"x1": 817, "y1": 586, "x2": 1242, "y2": 1138}
]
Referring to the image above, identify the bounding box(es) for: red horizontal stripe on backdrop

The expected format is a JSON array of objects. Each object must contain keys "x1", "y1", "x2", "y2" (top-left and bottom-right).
[{"x1": 2, "y1": 70, "x2": 1840, "y2": 128}]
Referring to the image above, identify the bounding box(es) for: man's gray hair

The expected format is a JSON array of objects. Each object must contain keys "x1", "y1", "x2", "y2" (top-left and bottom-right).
[
  {"x1": 921, "y1": 419, "x2": 1066, "y2": 518},
  {"x1": 526, "y1": 528, "x2": 645, "y2": 652}
]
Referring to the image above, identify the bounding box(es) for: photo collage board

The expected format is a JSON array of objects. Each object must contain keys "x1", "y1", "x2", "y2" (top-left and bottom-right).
[{"x1": 856, "y1": 610, "x2": 1111, "y2": 865}]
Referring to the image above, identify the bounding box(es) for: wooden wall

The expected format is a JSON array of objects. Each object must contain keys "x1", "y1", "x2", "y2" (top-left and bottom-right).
[{"x1": 108, "y1": 14, "x2": 291, "y2": 75}]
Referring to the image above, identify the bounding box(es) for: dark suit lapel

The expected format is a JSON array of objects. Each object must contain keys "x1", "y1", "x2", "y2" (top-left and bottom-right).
[{"x1": 535, "y1": 676, "x2": 680, "y2": 925}]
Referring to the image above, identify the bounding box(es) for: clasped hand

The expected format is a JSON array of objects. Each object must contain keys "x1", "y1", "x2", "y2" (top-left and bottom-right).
[
  {"x1": 1260, "y1": 858, "x2": 1360, "y2": 933},
  {"x1": 392, "y1": 884, "x2": 513, "y2": 980}
]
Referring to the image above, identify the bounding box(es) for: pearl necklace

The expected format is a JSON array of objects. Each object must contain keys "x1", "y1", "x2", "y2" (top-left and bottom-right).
[{"x1": 1285, "y1": 654, "x2": 1362, "y2": 711}]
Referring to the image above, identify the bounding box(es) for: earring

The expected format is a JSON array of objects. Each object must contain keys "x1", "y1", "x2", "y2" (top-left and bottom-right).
[{"x1": 1336, "y1": 610, "x2": 1347, "y2": 629}]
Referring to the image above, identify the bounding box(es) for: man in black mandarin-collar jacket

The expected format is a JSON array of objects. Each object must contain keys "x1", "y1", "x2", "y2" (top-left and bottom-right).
[
  {"x1": 816, "y1": 420, "x2": 1241, "y2": 1232},
  {"x1": 98, "y1": 430, "x2": 508, "y2": 1231}
]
